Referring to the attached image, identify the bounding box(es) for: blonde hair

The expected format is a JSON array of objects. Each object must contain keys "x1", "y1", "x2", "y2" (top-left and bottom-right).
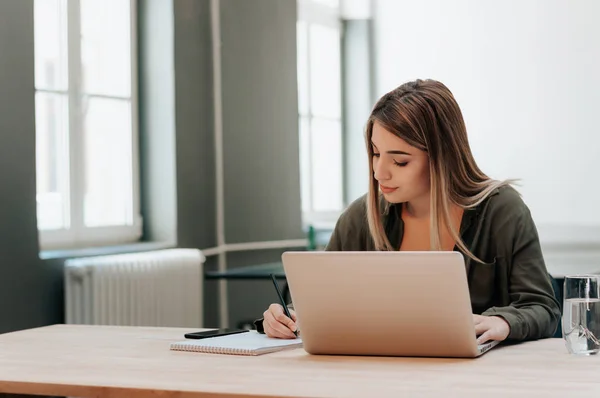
[{"x1": 365, "y1": 79, "x2": 513, "y2": 262}]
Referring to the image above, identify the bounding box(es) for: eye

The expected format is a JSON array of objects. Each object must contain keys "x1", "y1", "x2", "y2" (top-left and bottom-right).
[
  {"x1": 394, "y1": 160, "x2": 408, "y2": 167},
  {"x1": 372, "y1": 152, "x2": 380, "y2": 158}
]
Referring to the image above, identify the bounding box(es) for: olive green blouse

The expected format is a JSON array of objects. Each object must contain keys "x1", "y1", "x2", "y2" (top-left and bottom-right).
[{"x1": 256, "y1": 185, "x2": 561, "y2": 341}]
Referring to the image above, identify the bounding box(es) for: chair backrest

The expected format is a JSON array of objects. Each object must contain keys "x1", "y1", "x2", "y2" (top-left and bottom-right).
[{"x1": 550, "y1": 275, "x2": 563, "y2": 338}]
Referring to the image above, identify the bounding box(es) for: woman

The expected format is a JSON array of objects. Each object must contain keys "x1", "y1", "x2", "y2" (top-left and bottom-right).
[{"x1": 257, "y1": 79, "x2": 561, "y2": 344}]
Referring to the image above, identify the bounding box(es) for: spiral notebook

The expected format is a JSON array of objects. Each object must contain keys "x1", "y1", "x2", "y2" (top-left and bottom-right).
[{"x1": 170, "y1": 330, "x2": 303, "y2": 356}]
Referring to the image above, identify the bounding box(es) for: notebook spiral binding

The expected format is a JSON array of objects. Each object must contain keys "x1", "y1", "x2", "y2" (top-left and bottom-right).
[{"x1": 170, "y1": 342, "x2": 253, "y2": 356}]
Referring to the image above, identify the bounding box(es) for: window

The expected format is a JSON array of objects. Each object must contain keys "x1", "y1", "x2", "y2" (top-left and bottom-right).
[
  {"x1": 297, "y1": 0, "x2": 345, "y2": 226},
  {"x1": 34, "y1": 0, "x2": 142, "y2": 250}
]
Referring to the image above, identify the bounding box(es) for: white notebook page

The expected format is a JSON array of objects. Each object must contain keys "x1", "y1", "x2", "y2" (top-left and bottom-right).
[{"x1": 170, "y1": 330, "x2": 303, "y2": 355}]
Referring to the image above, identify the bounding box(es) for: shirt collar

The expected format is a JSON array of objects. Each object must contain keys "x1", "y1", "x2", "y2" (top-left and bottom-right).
[{"x1": 382, "y1": 187, "x2": 501, "y2": 249}]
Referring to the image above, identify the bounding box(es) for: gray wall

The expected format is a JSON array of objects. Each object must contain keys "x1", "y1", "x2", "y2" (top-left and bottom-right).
[
  {"x1": 0, "y1": 0, "x2": 63, "y2": 334},
  {"x1": 220, "y1": 0, "x2": 303, "y2": 244},
  {"x1": 218, "y1": 0, "x2": 303, "y2": 327},
  {"x1": 173, "y1": 0, "x2": 217, "y2": 250},
  {"x1": 143, "y1": 0, "x2": 303, "y2": 328}
]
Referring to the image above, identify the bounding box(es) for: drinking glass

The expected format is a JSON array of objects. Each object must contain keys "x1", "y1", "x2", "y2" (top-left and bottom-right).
[{"x1": 563, "y1": 275, "x2": 600, "y2": 355}]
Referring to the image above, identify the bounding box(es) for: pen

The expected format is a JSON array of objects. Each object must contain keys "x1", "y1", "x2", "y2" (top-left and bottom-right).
[{"x1": 270, "y1": 273, "x2": 298, "y2": 337}]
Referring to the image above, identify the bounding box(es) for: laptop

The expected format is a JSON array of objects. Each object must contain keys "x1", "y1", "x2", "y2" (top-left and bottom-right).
[{"x1": 281, "y1": 251, "x2": 499, "y2": 358}]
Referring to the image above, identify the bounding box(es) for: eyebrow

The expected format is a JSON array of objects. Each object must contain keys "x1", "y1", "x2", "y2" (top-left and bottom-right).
[
  {"x1": 371, "y1": 143, "x2": 412, "y2": 156},
  {"x1": 387, "y1": 150, "x2": 412, "y2": 156}
]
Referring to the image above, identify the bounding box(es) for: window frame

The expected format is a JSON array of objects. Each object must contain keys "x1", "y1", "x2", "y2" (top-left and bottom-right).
[
  {"x1": 35, "y1": 0, "x2": 142, "y2": 250},
  {"x1": 297, "y1": 0, "x2": 345, "y2": 227}
]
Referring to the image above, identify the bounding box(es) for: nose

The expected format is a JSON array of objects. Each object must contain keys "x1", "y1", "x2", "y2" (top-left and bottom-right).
[{"x1": 373, "y1": 157, "x2": 392, "y2": 182}]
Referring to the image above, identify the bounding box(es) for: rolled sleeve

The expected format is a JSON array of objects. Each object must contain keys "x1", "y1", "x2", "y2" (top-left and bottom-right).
[{"x1": 482, "y1": 208, "x2": 561, "y2": 340}]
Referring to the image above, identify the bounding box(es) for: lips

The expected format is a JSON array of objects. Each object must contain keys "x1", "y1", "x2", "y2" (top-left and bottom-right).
[{"x1": 379, "y1": 184, "x2": 398, "y2": 194}]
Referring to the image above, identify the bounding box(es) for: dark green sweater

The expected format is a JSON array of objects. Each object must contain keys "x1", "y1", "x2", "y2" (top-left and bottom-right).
[{"x1": 257, "y1": 185, "x2": 561, "y2": 341}]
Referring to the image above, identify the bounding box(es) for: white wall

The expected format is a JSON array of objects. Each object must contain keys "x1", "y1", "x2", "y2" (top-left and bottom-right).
[{"x1": 373, "y1": 0, "x2": 600, "y2": 247}]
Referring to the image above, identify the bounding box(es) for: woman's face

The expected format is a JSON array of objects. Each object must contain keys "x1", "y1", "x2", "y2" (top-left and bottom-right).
[{"x1": 370, "y1": 121, "x2": 430, "y2": 204}]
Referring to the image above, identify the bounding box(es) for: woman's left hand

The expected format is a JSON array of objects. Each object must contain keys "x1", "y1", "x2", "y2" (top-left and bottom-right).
[{"x1": 473, "y1": 314, "x2": 510, "y2": 344}]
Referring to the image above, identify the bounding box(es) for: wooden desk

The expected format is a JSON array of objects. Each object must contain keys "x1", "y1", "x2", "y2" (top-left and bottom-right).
[{"x1": 0, "y1": 324, "x2": 599, "y2": 398}]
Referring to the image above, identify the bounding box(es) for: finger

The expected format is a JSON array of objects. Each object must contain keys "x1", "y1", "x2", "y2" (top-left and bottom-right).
[
  {"x1": 476, "y1": 330, "x2": 493, "y2": 345},
  {"x1": 474, "y1": 322, "x2": 488, "y2": 335},
  {"x1": 265, "y1": 317, "x2": 297, "y2": 339},
  {"x1": 262, "y1": 311, "x2": 281, "y2": 338},
  {"x1": 268, "y1": 304, "x2": 297, "y2": 331},
  {"x1": 269, "y1": 303, "x2": 284, "y2": 316},
  {"x1": 266, "y1": 304, "x2": 297, "y2": 335},
  {"x1": 263, "y1": 314, "x2": 285, "y2": 338},
  {"x1": 264, "y1": 322, "x2": 288, "y2": 339},
  {"x1": 264, "y1": 309, "x2": 297, "y2": 338},
  {"x1": 288, "y1": 309, "x2": 300, "y2": 332},
  {"x1": 292, "y1": 314, "x2": 300, "y2": 333},
  {"x1": 472, "y1": 314, "x2": 484, "y2": 325},
  {"x1": 274, "y1": 311, "x2": 297, "y2": 332}
]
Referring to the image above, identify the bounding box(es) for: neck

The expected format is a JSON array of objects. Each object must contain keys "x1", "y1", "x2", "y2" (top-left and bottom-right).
[{"x1": 404, "y1": 196, "x2": 430, "y2": 219}]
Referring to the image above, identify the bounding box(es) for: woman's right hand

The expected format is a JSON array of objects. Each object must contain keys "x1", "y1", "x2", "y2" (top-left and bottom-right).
[{"x1": 262, "y1": 303, "x2": 298, "y2": 339}]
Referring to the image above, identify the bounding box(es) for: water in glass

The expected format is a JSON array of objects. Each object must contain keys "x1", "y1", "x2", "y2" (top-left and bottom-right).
[{"x1": 563, "y1": 276, "x2": 600, "y2": 355}]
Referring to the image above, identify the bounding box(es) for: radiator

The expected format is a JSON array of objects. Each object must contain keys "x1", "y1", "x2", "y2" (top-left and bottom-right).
[{"x1": 64, "y1": 248, "x2": 204, "y2": 328}]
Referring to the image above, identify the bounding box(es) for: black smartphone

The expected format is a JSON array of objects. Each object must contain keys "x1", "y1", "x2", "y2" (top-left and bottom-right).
[{"x1": 184, "y1": 328, "x2": 249, "y2": 340}]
